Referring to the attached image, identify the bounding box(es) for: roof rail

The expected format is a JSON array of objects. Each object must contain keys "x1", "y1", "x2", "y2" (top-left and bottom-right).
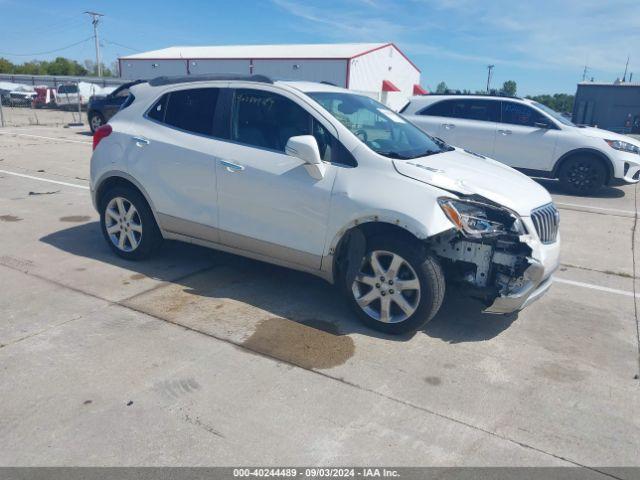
[
  {"x1": 148, "y1": 73, "x2": 274, "y2": 87},
  {"x1": 424, "y1": 92, "x2": 523, "y2": 100}
]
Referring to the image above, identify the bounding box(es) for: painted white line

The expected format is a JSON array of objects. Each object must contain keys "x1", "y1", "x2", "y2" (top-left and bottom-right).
[
  {"x1": 555, "y1": 202, "x2": 636, "y2": 216},
  {"x1": 0, "y1": 169, "x2": 89, "y2": 190},
  {"x1": 0, "y1": 131, "x2": 91, "y2": 145},
  {"x1": 554, "y1": 277, "x2": 639, "y2": 298}
]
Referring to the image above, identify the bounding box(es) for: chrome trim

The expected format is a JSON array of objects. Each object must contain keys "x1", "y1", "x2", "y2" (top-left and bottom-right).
[{"x1": 531, "y1": 203, "x2": 559, "y2": 244}]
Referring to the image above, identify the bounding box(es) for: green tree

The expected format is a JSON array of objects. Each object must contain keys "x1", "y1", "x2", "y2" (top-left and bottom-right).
[
  {"x1": 0, "y1": 57, "x2": 14, "y2": 73},
  {"x1": 525, "y1": 93, "x2": 574, "y2": 113},
  {"x1": 435, "y1": 81, "x2": 448, "y2": 94},
  {"x1": 501, "y1": 80, "x2": 517, "y2": 96}
]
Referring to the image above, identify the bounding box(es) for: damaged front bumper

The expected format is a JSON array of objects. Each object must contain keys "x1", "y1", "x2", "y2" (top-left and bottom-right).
[
  {"x1": 432, "y1": 218, "x2": 561, "y2": 315},
  {"x1": 484, "y1": 258, "x2": 557, "y2": 313}
]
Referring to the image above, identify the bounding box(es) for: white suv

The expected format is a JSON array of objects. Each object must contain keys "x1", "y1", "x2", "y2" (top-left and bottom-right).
[
  {"x1": 401, "y1": 95, "x2": 640, "y2": 194},
  {"x1": 90, "y1": 75, "x2": 560, "y2": 334}
]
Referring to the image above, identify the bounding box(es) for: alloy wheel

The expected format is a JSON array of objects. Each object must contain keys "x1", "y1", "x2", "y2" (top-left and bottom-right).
[
  {"x1": 567, "y1": 161, "x2": 601, "y2": 191},
  {"x1": 91, "y1": 115, "x2": 103, "y2": 131},
  {"x1": 351, "y1": 250, "x2": 421, "y2": 323},
  {"x1": 104, "y1": 197, "x2": 143, "y2": 252}
]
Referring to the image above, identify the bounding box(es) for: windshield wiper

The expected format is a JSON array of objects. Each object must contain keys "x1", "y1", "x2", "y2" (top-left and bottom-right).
[{"x1": 376, "y1": 151, "x2": 411, "y2": 159}]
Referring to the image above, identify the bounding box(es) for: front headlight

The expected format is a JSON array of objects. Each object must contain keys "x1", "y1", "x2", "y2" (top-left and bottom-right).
[
  {"x1": 605, "y1": 139, "x2": 640, "y2": 155},
  {"x1": 438, "y1": 198, "x2": 525, "y2": 238}
]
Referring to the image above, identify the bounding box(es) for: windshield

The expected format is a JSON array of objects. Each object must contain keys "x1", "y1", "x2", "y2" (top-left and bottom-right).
[
  {"x1": 308, "y1": 92, "x2": 451, "y2": 159},
  {"x1": 532, "y1": 101, "x2": 575, "y2": 127}
]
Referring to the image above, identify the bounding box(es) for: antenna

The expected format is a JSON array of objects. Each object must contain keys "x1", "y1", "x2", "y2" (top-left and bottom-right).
[
  {"x1": 582, "y1": 65, "x2": 589, "y2": 82},
  {"x1": 85, "y1": 11, "x2": 104, "y2": 77}
]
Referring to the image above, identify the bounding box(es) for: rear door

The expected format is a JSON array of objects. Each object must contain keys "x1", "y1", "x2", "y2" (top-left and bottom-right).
[
  {"x1": 493, "y1": 101, "x2": 560, "y2": 170},
  {"x1": 408, "y1": 99, "x2": 499, "y2": 156},
  {"x1": 126, "y1": 86, "x2": 225, "y2": 241}
]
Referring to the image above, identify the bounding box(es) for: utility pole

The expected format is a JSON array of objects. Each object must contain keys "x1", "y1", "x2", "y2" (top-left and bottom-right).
[
  {"x1": 85, "y1": 11, "x2": 104, "y2": 77},
  {"x1": 486, "y1": 65, "x2": 494, "y2": 93}
]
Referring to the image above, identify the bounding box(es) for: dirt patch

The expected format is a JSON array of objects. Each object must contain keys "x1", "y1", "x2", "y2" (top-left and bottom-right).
[
  {"x1": 0, "y1": 215, "x2": 21, "y2": 222},
  {"x1": 424, "y1": 376, "x2": 442, "y2": 386},
  {"x1": 533, "y1": 361, "x2": 588, "y2": 383},
  {"x1": 59, "y1": 215, "x2": 91, "y2": 223},
  {"x1": 242, "y1": 317, "x2": 355, "y2": 370},
  {"x1": 130, "y1": 273, "x2": 146, "y2": 280}
]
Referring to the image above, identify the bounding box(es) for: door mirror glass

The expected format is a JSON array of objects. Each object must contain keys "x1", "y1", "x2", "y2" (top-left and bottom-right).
[{"x1": 285, "y1": 135, "x2": 325, "y2": 179}]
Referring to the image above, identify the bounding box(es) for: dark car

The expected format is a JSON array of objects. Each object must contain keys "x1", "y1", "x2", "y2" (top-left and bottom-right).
[{"x1": 87, "y1": 80, "x2": 144, "y2": 133}]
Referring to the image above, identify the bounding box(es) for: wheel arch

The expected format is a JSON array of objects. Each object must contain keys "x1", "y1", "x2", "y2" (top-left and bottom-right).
[
  {"x1": 94, "y1": 172, "x2": 163, "y2": 233},
  {"x1": 552, "y1": 148, "x2": 614, "y2": 182},
  {"x1": 326, "y1": 218, "x2": 432, "y2": 285}
]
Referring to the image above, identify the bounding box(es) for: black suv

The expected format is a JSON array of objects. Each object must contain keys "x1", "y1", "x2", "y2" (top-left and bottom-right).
[{"x1": 87, "y1": 80, "x2": 143, "y2": 133}]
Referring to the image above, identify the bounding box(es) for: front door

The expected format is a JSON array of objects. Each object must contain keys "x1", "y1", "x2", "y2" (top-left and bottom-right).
[{"x1": 215, "y1": 88, "x2": 337, "y2": 269}]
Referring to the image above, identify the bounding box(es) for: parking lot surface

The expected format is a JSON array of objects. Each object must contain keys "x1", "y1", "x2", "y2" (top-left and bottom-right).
[{"x1": 1, "y1": 126, "x2": 639, "y2": 471}]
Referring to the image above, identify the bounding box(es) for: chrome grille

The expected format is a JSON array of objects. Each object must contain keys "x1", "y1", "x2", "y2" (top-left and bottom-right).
[{"x1": 531, "y1": 203, "x2": 559, "y2": 244}]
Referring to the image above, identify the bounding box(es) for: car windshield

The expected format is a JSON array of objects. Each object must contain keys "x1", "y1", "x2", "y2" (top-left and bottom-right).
[
  {"x1": 532, "y1": 101, "x2": 575, "y2": 127},
  {"x1": 307, "y1": 91, "x2": 451, "y2": 159}
]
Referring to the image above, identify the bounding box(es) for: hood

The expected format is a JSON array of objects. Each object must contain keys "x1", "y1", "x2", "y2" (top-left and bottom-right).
[
  {"x1": 392, "y1": 149, "x2": 552, "y2": 216},
  {"x1": 571, "y1": 125, "x2": 640, "y2": 146}
]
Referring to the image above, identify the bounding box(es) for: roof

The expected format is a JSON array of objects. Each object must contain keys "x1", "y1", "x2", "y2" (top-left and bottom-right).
[
  {"x1": 577, "y1": 82, "x2": 640, "y2": 87},
  {"x1": 121, "y1": 43, "x2": 389, "y2": 60}
]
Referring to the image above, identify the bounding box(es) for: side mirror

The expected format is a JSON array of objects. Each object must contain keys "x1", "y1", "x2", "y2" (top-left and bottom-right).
[
  {"x1": 534, "y1": 121, "x2": 551, "y2": 129},
  {"x1": 285, "y1": 135, "x2": 326, "y2": 180}
]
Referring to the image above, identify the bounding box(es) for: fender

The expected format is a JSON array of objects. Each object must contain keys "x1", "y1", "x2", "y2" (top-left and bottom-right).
[
  {"x1": 552, "y1": 148, "x2": 614, "y2": 180},
  {"x1": 320, "y1": 213, "x2": 450, "y2": 283},
  {"x1": 93, "y1": 170, "x2": 165, "y2": 234}
]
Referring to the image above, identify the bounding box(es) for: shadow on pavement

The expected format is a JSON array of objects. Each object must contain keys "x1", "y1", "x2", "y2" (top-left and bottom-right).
[
  {"x1": 534, "y1": 178, "x2": 625, "y2": 198},
  {"x1": 40, "y1": 221, "x2": 516, "y2": 344}
]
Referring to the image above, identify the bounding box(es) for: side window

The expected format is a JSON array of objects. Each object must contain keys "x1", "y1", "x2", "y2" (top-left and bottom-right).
[
  {"x1": 164, "y1": 88, "x2": 220, "y2": 135},
  {"x1": 464, "y1": 100, "x2": 499, "y2": 122},
  {"x1": 419, "y1": 100, "x2": 455, "y2": 117},
  {"x1": 112, "y1": 87, "x2": 130, "y2": 99},
  {"x1": 501, "y1": 101, "x2": 545, "y2": 127},
  {"x1": 421, "y1": 99, "x2": 498, "y2": 122},
  {"x1": 232, "y1": 89, "x2": 311, "y2": 152},
  {"x1": 147, "y1": 94, "x2": 168, "y2": 122},
  {"x1": 312, "y1": 120, "x2": 357, "y2": 167}
]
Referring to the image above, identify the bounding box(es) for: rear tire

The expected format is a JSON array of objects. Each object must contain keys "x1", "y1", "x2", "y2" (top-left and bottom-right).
[
  {"x1": 343, "y1": 236, "x2": 445, "y2": 334},
  {"x1": 558, "y1": 156, "x2": 607, "y2": 195},
  {"x1": 99, "y1": 185, "x2": 162, "y2": 260}
]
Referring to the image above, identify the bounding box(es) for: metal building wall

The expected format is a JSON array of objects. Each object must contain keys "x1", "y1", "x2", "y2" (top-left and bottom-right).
[
  {"x1": 188, "y1": 59, "x2": 250, "y2": 75},
  {"x1": 573, "y1": 84, "x2": 640, "y2": 133},
  {"x1": 348, "y1": 45, "x2": 420, "y2": 110},
  {"x1": 120, "y1": 59, "x2": 187, "y2": 80},
  {"x1": 252, "y1": 59, "x2": 347, "y2": 87}
]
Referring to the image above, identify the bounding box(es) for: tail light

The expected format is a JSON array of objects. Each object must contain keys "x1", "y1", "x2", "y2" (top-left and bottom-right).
[{"x1": 93, "y1": 124, "x2": 112, "y2": 151}]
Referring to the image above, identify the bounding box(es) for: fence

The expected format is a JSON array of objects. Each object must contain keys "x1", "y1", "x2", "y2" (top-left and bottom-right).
[
  {"x1": 0, "y1": 81, "x2": 87, "y2": 128},
  {"x1": 0, "y1": 73, "x2": 126, "y2": 89}
]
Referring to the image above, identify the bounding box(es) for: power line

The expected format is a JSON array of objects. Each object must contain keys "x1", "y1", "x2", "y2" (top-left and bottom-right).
[
  {"x1": 0, "y1": 37, "x2": 93, "y2": 57},
  {"x1": 103, "y1": 39, "x2": 141, "y2": 52}
]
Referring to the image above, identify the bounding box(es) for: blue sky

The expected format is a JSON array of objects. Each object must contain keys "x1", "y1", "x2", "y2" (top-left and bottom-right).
[{"x1": 1, "y1": 0, "x2": 638, "y2": 96}]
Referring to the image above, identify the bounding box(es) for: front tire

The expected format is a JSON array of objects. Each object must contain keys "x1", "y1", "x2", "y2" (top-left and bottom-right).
[
  {"x1": 343, "y1": 236, "x2": 445, "y2": 334},
  {"x1": 99, "y1": 186, "x2": 162, "y2": 260},
  {"x1": 558, "y1": 156, "x2": 607, "y2": 195}
]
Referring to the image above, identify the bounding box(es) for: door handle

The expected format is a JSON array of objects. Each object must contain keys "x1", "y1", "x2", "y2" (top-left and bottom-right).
[
  {"x1": 442, "y1": 123, "x2": 456, "y2": 129},
  {"x1": 219, "y1": 160, "x2": 245, "y2": 172},
  {"x1": 498, "y1": 129, "x2": 512, "y2": 135},
  {"x1": 132, "y1": 136, "x2": 150, "y2": 147}
]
